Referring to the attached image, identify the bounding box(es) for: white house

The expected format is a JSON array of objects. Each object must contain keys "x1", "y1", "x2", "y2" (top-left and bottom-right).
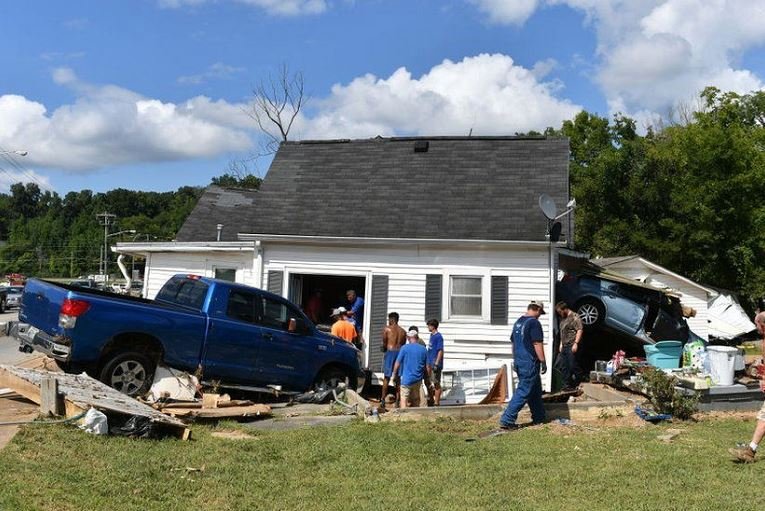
[
  {"x1": 591, "y1": 255, "x2": 716, "y2": 340},
  {"x1": 115, "y1": 136, "x2": 572, "y2": 389}
]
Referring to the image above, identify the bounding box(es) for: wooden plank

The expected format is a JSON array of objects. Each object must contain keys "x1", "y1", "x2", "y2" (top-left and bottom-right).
[
  {"x1": 0, "y1": 364, "x2": 189, "y2": 439},
  {"x1": 162, "y1": 404, "x2": 272, "y2": 420},
  {"x1": 40, "y1": 376, "x2": 62, "y2": 416},
  {"x1": 202, "y1": 393, "x2": 219, "y2": 409}
]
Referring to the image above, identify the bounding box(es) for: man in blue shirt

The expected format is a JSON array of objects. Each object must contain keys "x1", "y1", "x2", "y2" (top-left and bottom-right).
[
  {"x1": 393, "y1": 329, "x2": 428, "y2": 408},
  {"x1": 499, "y1": 301, "x2": 548, "y2": 429},
  {"x1": 346, "y1": 289, "x2": 365, "y2": 350},
  {"x1": 426, "y1": 318, "x2": 444, "y2": 406}
]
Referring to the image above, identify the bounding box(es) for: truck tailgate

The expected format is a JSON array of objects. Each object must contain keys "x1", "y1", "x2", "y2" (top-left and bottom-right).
[{"x1": 19, "y1": 279, "x2": 69, "y2": 335}]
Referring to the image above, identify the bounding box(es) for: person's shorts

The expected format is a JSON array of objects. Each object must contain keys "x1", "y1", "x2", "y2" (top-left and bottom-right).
[
  {"x1": 428, "y1": 366, "x2": 442, "y2": 388},
  {"x1": 383, "y1": 350, "x2": 399, "y2": 379},
  {"x1": 758, "y1": 399, "x2": 765, "y2": 422},
  {"x1": 401, "y1": 381, "x2": 422, "y2": 407}
]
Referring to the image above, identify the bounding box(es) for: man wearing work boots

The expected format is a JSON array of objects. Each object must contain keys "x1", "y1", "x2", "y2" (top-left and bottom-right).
[
  {"x1": 730, "y1": 311, "x2": 765, "y2": 463},
  {"x1": 498, "y1": 301, "x2": 548, "y2": 430}
]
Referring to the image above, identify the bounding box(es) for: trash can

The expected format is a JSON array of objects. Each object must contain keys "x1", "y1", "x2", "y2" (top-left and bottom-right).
[
  {"x1": 707, "y1": 345, "x2": 737, "y2": 385},
  {"x1": 643, "y1": 341, "x2": 682, "y2": 369}
]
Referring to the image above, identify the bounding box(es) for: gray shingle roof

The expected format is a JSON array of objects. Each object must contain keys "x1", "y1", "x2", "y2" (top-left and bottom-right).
[
  {"x1": 175, "y1": 185, "x2": 258, "y2": 242},
  {"x1": 239, "y1": 136, "x2": 570, "y2": 242}
]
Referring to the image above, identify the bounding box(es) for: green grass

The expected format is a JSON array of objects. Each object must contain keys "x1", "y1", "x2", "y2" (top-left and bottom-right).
[{"x1": 0, "y1": 415, "x2": 762, "y2": 511}]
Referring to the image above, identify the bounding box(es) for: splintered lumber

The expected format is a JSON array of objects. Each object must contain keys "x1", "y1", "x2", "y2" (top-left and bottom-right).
[
  {"x1": 161, "y1": 403, "x2": 272, "y2": 420},
  {"x1": 0, "y1": 364, "x2": 190, "y2": 439},
  {"x1": 156, "y1": 399, "x2": 254, "y2": 410}
]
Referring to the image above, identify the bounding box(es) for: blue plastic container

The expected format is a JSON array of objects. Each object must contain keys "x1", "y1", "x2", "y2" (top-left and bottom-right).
[{"x1": 643, "y1": 341, "x2": 683, "y2": 369}]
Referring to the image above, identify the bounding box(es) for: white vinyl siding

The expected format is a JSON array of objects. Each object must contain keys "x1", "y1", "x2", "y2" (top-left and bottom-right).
[{"x1": 143, "y1": 252, "x2": 255, "y2": 299}]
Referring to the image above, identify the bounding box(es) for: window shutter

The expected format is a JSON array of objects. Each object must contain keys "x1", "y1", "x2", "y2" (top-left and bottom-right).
[
  {"x1": 425, "y1": 274, "x2": 442, "y2": 322},
  {"x1": 490, "y1": 276, "x2": 509, "y2": 325},
  {"x1": 368, "y1": 275, "x2": 389, "y2": 372},
  {"x1": 267, "y1": 270, "x2": 283, "y2": 296}
]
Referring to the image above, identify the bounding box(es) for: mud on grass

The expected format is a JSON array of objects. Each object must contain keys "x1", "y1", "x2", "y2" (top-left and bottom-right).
[{"x1": 0, "y1": 414, "x2": 763, "y2": 511}]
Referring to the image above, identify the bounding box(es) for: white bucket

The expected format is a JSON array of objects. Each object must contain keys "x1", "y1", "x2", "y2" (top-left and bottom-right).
[
  {"x1": 707, "y1": 346, "x2": 737, "y2": 386},
  {"x1": 734, "y1": 348, "x2": 745, "y2": 371}
]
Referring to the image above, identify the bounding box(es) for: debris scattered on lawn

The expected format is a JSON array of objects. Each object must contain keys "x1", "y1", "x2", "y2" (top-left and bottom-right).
[
  {"x1": 211, "y1": 430, "x2": 257, "y2": 440},
  {"x1": 159, "y1": 403, "x2": 271, "y2": 420},
  {"x1": 147, "y1": 365, "x2": 199, "y2": 403},
  {"x1": 0, "y1": 364, "x2": 190, "y2": 439},
  {"x1": 657, "y1": 428, "x2": 683, "y2": 443},
  {"x1": 634, "y1": 405, "x2": 672, "y2": 423},
  {"x1": 79, "y1": 408, "x2": 108, "y2": 435}
]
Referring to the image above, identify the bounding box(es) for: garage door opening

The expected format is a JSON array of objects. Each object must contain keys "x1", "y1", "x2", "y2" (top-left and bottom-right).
[{"x1": 288, "y1": 273, "x2": 367, "y2": 332}]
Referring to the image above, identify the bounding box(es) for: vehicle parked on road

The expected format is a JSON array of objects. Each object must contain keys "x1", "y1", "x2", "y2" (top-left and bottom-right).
[
  {"x1": 16, "y1": 275, "x2": 366, "y2": 397},
  {"x1": 4, "y1": 286, "x2": 24, "y2": 309},
  {"x1": 0, "y1": 287, "x2": 7, "y2": 313}
]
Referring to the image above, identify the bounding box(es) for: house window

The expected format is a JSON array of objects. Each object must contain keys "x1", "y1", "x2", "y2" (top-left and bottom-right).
[
  {"x1": 450, "y1": 276, "x2": 482, "y2": 317},
  {"x1": 214, "y1": 268, "x2": 237, "y2": 282}
]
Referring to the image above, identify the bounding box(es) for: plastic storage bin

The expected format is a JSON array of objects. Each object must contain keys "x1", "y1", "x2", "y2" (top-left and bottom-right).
[
  {"x1": 707, "y1": 345, "x2": 737, "y2": 386},
  {"x1": 644, "y1": 341, "x2": 683, "y2": 369}
]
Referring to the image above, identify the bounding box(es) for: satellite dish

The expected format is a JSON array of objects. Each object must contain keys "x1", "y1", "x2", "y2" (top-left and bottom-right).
[
  {"x1": 549, "y1": 221, "x2": 563, "y2": 242},
  {"x1": 539, "y1": 194, "x2": 558, "y2": 220}
]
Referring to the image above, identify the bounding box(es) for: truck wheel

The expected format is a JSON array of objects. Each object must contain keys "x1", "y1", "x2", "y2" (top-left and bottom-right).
[
  {"x1": 314, "y1": 366, "x2": 356, "y2": 392},
  {"x1": 99, "y1": 351, "x2": 156, "y2": 397},
  {"x1": 0, "y1": 298, "x2": 5, "y2": 313},
  {"x1": 575, "y1": 298, "x2": 605, "y2": 328}
]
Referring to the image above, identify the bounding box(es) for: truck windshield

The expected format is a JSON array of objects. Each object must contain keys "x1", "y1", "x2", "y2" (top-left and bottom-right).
[{"x1": 156, "y1": 277, "x2": 209, "y2": 310}]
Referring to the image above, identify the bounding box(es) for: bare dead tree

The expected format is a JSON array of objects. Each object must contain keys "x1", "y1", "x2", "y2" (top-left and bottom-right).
[{"x1": 249, "y1": 64, "x2": 306, "y2": 153}]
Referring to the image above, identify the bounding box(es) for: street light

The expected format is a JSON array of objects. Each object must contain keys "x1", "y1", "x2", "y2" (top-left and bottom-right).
[{"x1": 0, "y1": 150, "x2": 28, "y2": 157}]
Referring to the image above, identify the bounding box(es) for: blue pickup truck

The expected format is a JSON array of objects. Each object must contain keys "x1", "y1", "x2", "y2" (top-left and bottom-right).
[{"x1": 16, "y1": 274, "x2": 366, "y2": 397}]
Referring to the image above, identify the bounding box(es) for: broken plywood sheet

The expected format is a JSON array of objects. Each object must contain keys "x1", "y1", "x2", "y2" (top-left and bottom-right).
[
  {"x1": 0, "y1": 364, "x2": 188, "y2": 437},
  {"x1": 161, "y1": 403, "x2": 271, "y2": 420}
]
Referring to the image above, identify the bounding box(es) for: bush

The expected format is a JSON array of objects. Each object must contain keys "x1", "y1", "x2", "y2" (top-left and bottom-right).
[{"x1": 641, "y1": 367, "x2": 698, "y2": 420}]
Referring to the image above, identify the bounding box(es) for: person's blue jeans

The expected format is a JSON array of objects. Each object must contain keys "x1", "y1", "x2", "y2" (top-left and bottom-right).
[{"x1": 500, "y1": 361, "x2": 545, "y2": 426}]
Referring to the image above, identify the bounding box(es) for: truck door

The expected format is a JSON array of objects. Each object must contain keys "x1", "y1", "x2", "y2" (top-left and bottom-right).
[
  {"x1": 255, "y1": 295, "x2": 319, "y2": 390},
  {"x1": 203, "y1": 288, "x2": 263, "y2": 383}
]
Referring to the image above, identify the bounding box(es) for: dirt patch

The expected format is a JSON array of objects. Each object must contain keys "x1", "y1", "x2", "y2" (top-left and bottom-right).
[
  {"x1": 0, "y1": 395, "x2": 38, "y2": 450},
  {"x1": 211, "y1": 430, "x2": 257, "y2": 440}
]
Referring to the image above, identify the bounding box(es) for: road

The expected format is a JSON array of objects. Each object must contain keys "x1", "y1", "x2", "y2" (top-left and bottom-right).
[{"x1": 0, "y1": 310, "x2": 35, "y2": 366}]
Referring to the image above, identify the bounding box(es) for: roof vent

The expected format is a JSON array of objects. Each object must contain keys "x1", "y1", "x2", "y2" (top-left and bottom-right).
[
  {"x1": 216, "y1": 224, "x2": 224, "y2": 241},
  {"x1": 414, "y1": 140, "x2": 429, "y2": 153}
]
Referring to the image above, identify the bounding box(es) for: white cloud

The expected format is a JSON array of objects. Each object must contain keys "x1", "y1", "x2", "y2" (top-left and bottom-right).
[
  {"x1": 0, "y1": 166, "x2": 53, "y2": 193},
  {"x1": 469, "y1": 0, "x2": 540, "y2": 25},
  {"x1": 158, "y1": 0, "x2": 327, "y2": 16},
  {"x1": 469, "y1": 0, "x2": 765, "y2": 119},
  {"x1": 294, "y1": 54, "x2": 582, "y2": 139},
  {"x1": 0, "y1": 69, "x2": 253, "y2": 171},
  {"x1": 178, "y1": 62, "x2": 246, "y2": 85}
]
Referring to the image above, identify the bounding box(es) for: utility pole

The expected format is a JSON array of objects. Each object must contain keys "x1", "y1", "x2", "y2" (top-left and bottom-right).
[{"x1": 96, "y1": 212, "x2": 116, "y2": 280}]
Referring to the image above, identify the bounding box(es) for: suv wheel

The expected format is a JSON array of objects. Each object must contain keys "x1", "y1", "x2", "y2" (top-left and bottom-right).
[
  {"x1": 314, "y1": 366, "x2": 356, "y2": 392},
  {"x1": 99, "y1": 350, "x2": 156, "y2": 397},
  {"x1": 575, "y1": 298, "x2": 605, "y2": 328}
]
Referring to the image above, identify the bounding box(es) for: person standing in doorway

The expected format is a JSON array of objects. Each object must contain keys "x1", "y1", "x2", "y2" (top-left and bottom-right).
[
  {"x1": 426, "y1": 319, "x2": 444, "y2": 406},
  {"x1": 499, "y1": 301, "x2": 548, "y2": 429},
  {"x1": 392, "y1": 328, "x2": 428, "y2": 408},
  {"x1": 555, "y1": 301, "x2": 584, "y2": 391},
  {"x1": 330, "y1": 307, "x2": 357, "y2": 345},
  {"x1": 346, "y1": 289, "x2": 365, "y2": 350},
  {"x1": 305, "y1": 289, "x2": 323, "y2": 324},
  {"x1": 380, "y1": 312, "x2": 407, "y2": 406},
  {"x1": 730, "y1": 312, "x2": 765, "y2": 463}
]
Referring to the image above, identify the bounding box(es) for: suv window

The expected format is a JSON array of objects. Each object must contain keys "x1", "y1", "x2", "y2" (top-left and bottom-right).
[
  {"x1": 156, "y1": 277, "x2": 209, "y2": 310},
  {"x1": 227, "y1": 290, "x2": 258, "y2": 324},
  {"x1": 260, "y1": 296, "x2": 303, "y2": 332}
]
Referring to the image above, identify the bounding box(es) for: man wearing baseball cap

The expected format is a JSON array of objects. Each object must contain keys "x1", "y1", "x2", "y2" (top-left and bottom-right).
[{"x1": 498, "y1": 300, "x2": 548, "y2": 429}]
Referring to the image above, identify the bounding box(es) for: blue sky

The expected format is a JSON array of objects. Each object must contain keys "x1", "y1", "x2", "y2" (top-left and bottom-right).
[{"x1": 1, "y1": 0, "x2": 764, "y2": 194}]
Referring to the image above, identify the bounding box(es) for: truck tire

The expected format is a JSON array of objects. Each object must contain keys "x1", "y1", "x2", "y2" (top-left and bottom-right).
[
  {"x1": 575, "y1": 298, "x2": 605, "y2": 328},
  {"x1": 0, "y1": 298, "x2": 5, "y2": 313},
  {"x1": 314, "y1": 366, "x2": 356, "y2": 392},
  {"x1": 99, "y1": 350, "x2": 156, "y2": 397}
]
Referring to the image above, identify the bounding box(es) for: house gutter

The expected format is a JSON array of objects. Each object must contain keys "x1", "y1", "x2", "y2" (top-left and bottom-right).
[
  {"x1": 112, "y1": 241, "x2": 256, "y2": 255},
  {"x1": 237, "y1": 233, "x2": 564, "y2": 248}
]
